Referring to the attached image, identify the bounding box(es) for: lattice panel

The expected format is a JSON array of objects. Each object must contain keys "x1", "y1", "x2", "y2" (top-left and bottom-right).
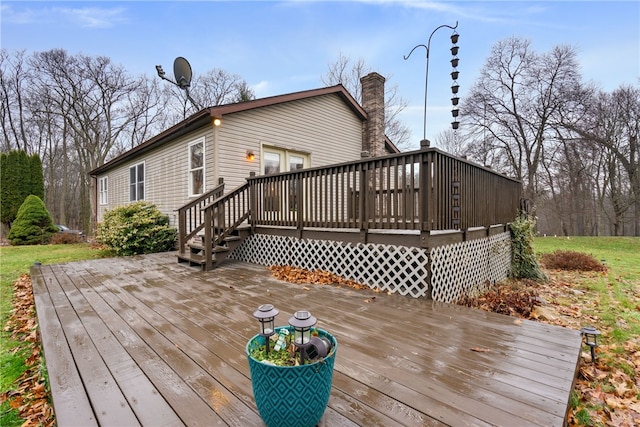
[
  {"x1": 430, "y1": 232, "x2": 511, "y2": 303},
  {"x1": 230, "y1": 234, "x2": 430, "y2": 298}
]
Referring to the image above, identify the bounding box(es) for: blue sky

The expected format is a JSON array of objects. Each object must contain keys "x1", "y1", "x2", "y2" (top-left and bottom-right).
[{"x1": 2, "y1": 1, "x2": 639, "y2": 150}]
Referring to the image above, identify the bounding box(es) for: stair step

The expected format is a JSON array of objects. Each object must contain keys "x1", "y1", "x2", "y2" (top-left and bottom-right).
[{"x1": 187, "y1": 237, "x2": 239, "y2": 252}]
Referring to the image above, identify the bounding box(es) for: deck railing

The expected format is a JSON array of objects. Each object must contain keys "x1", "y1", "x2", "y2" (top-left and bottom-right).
[
  {"x1": 176, "y1": 178, "x2": 225, "y2": 255},
  {"x1": 186, "y1": 148, "x2": 522, "y2": 268},
  {"x1": 202, "y1": 182, "x2": 251, "y2": 270},
  {"x1": 247, "y1": 148, "x2": 521, "y2": 233}
]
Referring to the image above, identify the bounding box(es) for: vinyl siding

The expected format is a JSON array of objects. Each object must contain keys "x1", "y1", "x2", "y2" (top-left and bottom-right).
[
  {"x1": 217, "y1": 94, "x2": 362, "y2": 189},
  {"x1": 96, "y1": 127, "x2": 214, "y2": 226},
  {"x1": 95, "y1": 92, "x2": 363, "y2": 225}
]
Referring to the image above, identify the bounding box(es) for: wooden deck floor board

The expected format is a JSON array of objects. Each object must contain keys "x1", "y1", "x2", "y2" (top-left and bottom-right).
[
  {"x1": 154, "y1": 269, "x2": 572, "y2": 419},
  {"x1": 44, "y1": 266, "x2": 142, "y2": 427},
  {"x1": 58, "y1": 264, "x2": 227, "y2": 426},
  {"x1": 31, "y1": 252, "x2": 583, "y2": 427},
  {"x1": 31, "y1": 271, "x2": 98, "y2": 427},
  {"x1": 48, "y1": 264, "x2": 184, "y2": 427}
]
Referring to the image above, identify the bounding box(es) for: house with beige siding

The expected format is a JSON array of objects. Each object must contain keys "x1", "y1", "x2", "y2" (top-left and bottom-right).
[
  {"x1": 90, "y1": 72, "x2": 397, "y2": 227},
  {"x1": 90, "y1": 72, "x2": 522, "y2": 304}
]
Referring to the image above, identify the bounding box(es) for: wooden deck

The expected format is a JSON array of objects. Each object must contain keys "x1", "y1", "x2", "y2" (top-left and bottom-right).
[{"x1": 31, "y1": 252, "x2": 582, "y2": 427}]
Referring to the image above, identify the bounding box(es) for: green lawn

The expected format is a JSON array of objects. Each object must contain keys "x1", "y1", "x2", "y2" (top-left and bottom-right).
[
  {"x1": 0, "y1": 243, "x2": 105, "y2": 427},
  {"x1": 535, "y1": 236, "x2": 640, "y2": 340},
  {"x1": 534, "y1": 236, "x2": 639, "y2": 279}
]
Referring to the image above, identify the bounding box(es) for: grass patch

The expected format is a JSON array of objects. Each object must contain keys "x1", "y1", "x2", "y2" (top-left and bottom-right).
[
  {"x1": 0, "y1": 243, "x2": 106, "y2": 427},
  {"x1": 535, "y1": 237, "x2": 639, "y2": 426},
  {"x1": 535, "y1": 236, "x2": 640, "y2": 343}
]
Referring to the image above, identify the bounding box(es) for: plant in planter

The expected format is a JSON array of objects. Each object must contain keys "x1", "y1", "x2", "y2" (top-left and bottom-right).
[{"x1": 247, "y1": 305, "x2": 337, "y2": 427}]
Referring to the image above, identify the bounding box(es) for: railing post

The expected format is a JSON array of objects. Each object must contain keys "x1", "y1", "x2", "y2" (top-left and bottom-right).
[
  {"x1": 359, "y1": 161, "x2": 369, "y2": 242},
  {"x1": 249, "y1": 172, "x2": 257, "y2": 232},
  {"x1": 204, "y1": 207, "x2": 213, "y2": 271},
  {"x1": 419, "y1": 151, "x2": 432, "y2": 232},
  {"x1": 178, "y1": 209, "x2": 186, "y2": 255},
  {"x1": 296, "y1": 172, "x2": 303, "y2": 235}
]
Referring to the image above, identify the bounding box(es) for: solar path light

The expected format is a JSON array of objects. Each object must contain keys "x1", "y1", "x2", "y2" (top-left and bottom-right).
[
  {"x1": 580, "y1": 326, "x2": 601, "y2": 364},
  {"x1": 289, "y1": 310, "x2": 317, "y2": 365},
  {"x1": 253, "y1": 304, "x2": 279, "y2": 354}
]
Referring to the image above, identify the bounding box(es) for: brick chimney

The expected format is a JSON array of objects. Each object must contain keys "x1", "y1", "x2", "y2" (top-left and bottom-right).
[{"x1": 360, "y1": 72, "x2": 386, "y2": 158}]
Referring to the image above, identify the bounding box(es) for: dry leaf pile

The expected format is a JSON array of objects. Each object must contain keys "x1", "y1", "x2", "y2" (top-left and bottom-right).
[
  {"x1": 1, "y1": 274, "x2": 55, "y2": 427},
  {"x1": 268, "y1": 265, "x2": 372, "y2": 291}
]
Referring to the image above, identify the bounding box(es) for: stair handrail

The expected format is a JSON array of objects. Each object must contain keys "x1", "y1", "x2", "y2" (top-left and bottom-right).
[
  {"x1": 176, "y1": 179, "x2": 225, "y2": 254},
  {"x1": 202, "y1": 182, "x2": 251, "y2": 270}
]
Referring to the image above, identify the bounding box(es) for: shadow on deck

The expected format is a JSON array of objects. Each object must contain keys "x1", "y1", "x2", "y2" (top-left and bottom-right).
[{"x1": 31, "y1": 252, "x2": 582, "y2": 426}]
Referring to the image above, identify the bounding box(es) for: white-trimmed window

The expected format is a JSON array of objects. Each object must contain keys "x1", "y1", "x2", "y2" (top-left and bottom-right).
[
  {"x1": 188, "y1": 138, "x2": 205, "y2": 196},
  {"x1": 129, "y1": 162, "x2": 145, "y2": 201},
  {"x1": 99, "y1": 176, "x2": 108, "y2": 205}
]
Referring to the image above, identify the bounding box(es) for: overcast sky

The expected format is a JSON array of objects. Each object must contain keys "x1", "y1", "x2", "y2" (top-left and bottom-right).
[{"x1": 2, "y1": 1, "x2": 639, "y2": 150}]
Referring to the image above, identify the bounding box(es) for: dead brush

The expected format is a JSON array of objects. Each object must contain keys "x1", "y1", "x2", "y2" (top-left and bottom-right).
[
  {"x1": 539, "y1": 250, "x2": 607, "y2": 272},
  {"x1": 458, "y1": 280, "x2": 539, "y2": 318}
]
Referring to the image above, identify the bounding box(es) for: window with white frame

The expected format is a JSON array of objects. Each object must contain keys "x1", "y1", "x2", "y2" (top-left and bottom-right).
[
  {"x1": 129, "y1": 162, "x2": 144, "y2": 201},
  {"x1": 188, "y1": 138, "x2": 205, "y2": 196},
  {"x1": 99, "y1": 176, "x2": 108, "y2": 205}
]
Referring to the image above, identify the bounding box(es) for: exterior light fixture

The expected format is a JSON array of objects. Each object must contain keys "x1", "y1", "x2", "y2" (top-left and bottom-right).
[
  {"x1": 253, "y1": 304, "x2": 279, "y2": 354},
  {"x1": 289, "y1": 310, "x2": 317, "y2": 364},
  {"x1": 213, "y1": 117, "x2": 222, "y2": 127},
  {"x1": 246, "y1": 150, "x2": 255, "y2": 161},
  {"x1": 580, "y1": 326, "x2": 601, "y2": 364}
]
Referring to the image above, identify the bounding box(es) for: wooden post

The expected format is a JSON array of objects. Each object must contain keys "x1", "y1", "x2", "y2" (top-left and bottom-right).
[{"x1": 204, "y1": 207, "x2": 213, "y2": 271}]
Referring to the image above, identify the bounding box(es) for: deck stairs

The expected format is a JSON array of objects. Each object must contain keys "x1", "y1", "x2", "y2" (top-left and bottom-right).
[{"x1": 176, "y1": 225, "x2": 250, "y2": 270}]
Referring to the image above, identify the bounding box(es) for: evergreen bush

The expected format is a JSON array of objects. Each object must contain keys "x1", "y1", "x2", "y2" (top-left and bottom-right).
[
  {"x1": 7, "y1": 195, "x2": 59, "y2": 245},
  {"x1": 509, "y1": 214, "x2": 547, "y2": 281},
  {"x1": 96, "y1": 202, "x2": 176, "y2": 256}
]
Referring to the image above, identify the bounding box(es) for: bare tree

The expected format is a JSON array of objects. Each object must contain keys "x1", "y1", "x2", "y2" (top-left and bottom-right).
[
  {"x1": 0, "y1": 49, "x2": 32, "y2": 152},
  {"x1": 160, "y1": 68, "x2": 255, "y2": 121},
  {"x1": 26, "y1": 49, "x2": 163, "y2": 232},
  {"x1": 463, "y1": 38, "x2": 582, "y2": 208},
  {"x1": 434, "y1": 128, "x2": 467, "y2": 156},
  {"x1": 321, "y1": 52, "x2": 411, "y2": 150},
  {"x1": 562, "y1": 84, "x2": 640, "y2": 235}
]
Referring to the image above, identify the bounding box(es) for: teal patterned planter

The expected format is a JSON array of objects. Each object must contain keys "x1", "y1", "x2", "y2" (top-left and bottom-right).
[{"x1": 246, "y1": 326, "x2": 337, "y2": 427}]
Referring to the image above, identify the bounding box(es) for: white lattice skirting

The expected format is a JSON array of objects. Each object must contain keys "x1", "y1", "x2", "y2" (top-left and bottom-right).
[
  {"x1": 230, "y1": 232, "x2": 512, "y2": 302},
  {"x1": 430, "y1": 232, "x2": 512, "y2": 303}
]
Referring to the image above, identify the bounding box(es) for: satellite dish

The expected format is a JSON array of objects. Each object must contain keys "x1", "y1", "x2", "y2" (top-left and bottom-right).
[{"x1": 173, "y1": 57, "x2": 193, "y2": 89}]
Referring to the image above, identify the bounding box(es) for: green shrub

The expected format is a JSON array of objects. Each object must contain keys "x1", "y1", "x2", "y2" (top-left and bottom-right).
[
  {"x1": 96, "y1": 202, "x2": 176, "y2": 256},
  {"x1": 7, "y1": 195, "x2": 58, "y2": 245},
  {"x1": 509, "y1": 215, "x2": 546, "y2": 281}
]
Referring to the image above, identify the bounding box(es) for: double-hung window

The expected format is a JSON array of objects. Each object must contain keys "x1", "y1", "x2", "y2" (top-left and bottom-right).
[
  {"x1": 99, "y1": 177, "x2": 108, "y2": 205},
  {"x1": 189, "y1": 138, "x2": 205, "y2": 196},
  {"x1": 129, "y1": 162, "x2": 144, "y2": 201}
]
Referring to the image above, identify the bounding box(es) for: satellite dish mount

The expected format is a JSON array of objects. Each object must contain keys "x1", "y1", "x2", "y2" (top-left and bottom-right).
[{"x1": 155, "y1": 57, "x2": 202, "y2": 110}]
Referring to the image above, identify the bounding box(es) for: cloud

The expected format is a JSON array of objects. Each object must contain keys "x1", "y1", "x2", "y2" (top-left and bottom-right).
[
  {"x1": 252, "y1": 80, "x2": 271, "y2": 97},
  {"x1": 0, "y1": 4, "x2": 38, "y2": 24},
  {"x1": 55, "y1": 7, "x2": 127, "y2": 28},
  {"x1": 1, "y1": 4, "x2": 127, "y2": 29}
]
